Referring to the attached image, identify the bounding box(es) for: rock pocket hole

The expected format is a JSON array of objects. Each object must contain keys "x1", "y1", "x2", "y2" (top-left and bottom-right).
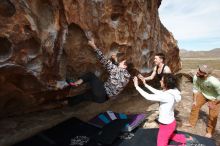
[
  {"x1": 16, "y1": 37, "x2": 41, "y2": 58},
  {"x1": 34, "y1": 0, "x2": 54, "y2": 29},
  {"x1": 0, "y1": 0, "x2": 16, "y2": 17},
  {"x1": 111, "y1": 13, "x2": 121, "y2": 21},
  {"x1": 111, "y1": 0, "x2": 125, "y2": 21},
  {"x1": 0, "y1": 37, "x2": 12, "y2": 62}
]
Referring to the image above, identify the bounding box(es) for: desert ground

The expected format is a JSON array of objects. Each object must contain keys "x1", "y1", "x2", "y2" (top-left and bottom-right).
[{"x1": 0, "y1": 57, "x2": 220, "y2": 146}]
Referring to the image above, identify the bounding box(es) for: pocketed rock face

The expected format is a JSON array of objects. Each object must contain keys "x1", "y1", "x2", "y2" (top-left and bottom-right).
[{"x1": 0, "y1": 0, "x2": 180, "y2": 116}]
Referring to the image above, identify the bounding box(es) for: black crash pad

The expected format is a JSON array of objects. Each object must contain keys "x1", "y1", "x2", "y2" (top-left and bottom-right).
[{"x1": 14, "y1": 117, "x2": 216, "y2": 146}]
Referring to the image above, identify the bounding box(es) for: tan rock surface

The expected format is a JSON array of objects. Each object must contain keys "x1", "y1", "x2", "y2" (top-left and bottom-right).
[{"x1": 0, "y1": 0, "x2": 180, "y2": 116}]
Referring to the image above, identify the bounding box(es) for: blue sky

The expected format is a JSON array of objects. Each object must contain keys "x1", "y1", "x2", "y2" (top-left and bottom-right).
[{"x1": 159, "y1": 0, "x2": 220, "y2": 51}]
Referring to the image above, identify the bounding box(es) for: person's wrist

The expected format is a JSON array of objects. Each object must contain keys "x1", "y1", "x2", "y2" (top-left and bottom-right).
[{"x1": 93, "y1": 45, "x2": 97, "y2": 49}]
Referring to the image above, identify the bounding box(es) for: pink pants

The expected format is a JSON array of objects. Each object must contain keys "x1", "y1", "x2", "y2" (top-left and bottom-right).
[{"x1": 157, "y1": 120, "x2": 186, "y2": 146}]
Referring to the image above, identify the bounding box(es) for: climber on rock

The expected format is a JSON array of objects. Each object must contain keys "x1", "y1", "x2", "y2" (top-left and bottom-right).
[{"x1": 61, "y1": 38, "x2": 134, "y2": 106}]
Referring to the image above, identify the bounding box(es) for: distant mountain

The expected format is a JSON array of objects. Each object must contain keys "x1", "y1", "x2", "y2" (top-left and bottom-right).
[{"x1": 180, "y1": 48, "x2": 220, "y2": 58}]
